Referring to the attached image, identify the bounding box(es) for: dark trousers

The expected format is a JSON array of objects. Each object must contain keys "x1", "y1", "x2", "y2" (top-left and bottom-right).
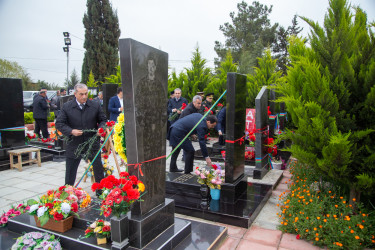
[
  {"x1": 65, "y1": 155, "x2": 104, "y2": 186},
  {"x1": 34, "y1": 118, "x2": 49, "y2": 138},
  {"x1": 170, "y1": 143, "x2": 195, "y2": 174}
]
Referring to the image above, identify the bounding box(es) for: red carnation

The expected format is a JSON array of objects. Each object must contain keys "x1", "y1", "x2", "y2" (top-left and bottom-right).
[
  {"x1": 103, "y1": 155, "x2": 109, "y2": 159},
  {"x1": 102, "y1": 225, "x2": 111, "y2": 232},
  {"x1": 53, "y1": 212, "x2": 64, "y2": 221},
  {"x1": 250, "y1": 135, "x2": 256, "y2": 142},
  {"x1": 91, "y1": 182, "x2": 102, "y2": 192},
  {"x1": 296, "y1": 234, "x2": 300, "y2": 240},
  {"x1": 85, "y1": 229, "x2": 92, "y2": 234},
  {"x1": 181, "y1": 103, "x2": 187, "y2": 110},
  {"x1": 106, "y1": 121, "x2": 112, "y2": 127},
  {"x1": 47, "y1": 189, "x2": 54, "y2": 196},
  {"x1": 111, "y1": 121, "x2": 115, "y2": 126},
  {"x1": 217, "y1": 103, "x2": 223, "y2": 107},
  {"x1": 71, "y1": 202, "x2": 78, "y2": 213},
  {"x1": 98, "y1": 128, "x2": 104, "y2": 133},
  {"x1": 103, "y1": 181, "x2": 114, "y2": 189},
  {"x1": 212, "y1": 164, "x2": 218, "y2": 170},
  {"x1": 58, "y1": 186, "x2": 66, "y2": 192},
  {"x1": 120, "y1": 172, "x2": 129, "y2": 178},
  {"x1": 129, "y1": 175, "x2": 138, "y2": 185},
  {"x1": 45, "y1": 203, "x2": 53, "y2": 209},
  {"x1": 126, "y1": 188, "x2": 140, "y2": 200},
  {"x1": 97, "y1": 219, "x2": 104, "y2": 223},
  {"x1": 121, "y1": 180, "x2": 132, "y2": 192}
]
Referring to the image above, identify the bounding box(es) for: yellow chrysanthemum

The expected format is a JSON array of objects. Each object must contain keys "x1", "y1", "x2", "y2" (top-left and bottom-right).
[{"x1": 138, "y1": 183, "x2": 145, "y2": 192}]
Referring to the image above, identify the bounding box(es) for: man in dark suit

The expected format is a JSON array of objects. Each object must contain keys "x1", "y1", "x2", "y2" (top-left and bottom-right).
[
  {"x1": 93, "y1": 91, "x2": 104, "y2": 107},
  {"x1": 33, "y1": 88, "x2": 49, "y2": 138},
  {"x1": 179, "y1": 95, "x2": 202, "y2": 119},
  {"x1": 108, "y1": 87, "x2": 123, "y2": 121},
  {"x1": 168, "y1": 113, "x2": 217, "y2": 174},
  {"x1": 56, "y1": 83, "x2": 107, "y2": 188},
  {"x1": 167, "y1": 88, "x2": 188, "y2": 124}
]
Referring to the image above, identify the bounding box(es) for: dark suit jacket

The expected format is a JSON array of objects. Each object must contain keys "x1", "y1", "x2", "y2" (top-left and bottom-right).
[
  {"x1": 179, "y1": 103, "x2": 200, "y2": 119},
  {"x1": 108, "y1": 95, "x2": 121, "y2": 121},
  {"x1": 216, "y1": 107, "x2": 226, "y2": 133},
  {"x1": 33, "y1": 95, "x2": 49, "y2": 119},
  {"x1": 56, "y1": 98, "x2": 107, "y2": 158},
  {"x1": 169, "y1": 113, "x2": 209, "y2": 157}
]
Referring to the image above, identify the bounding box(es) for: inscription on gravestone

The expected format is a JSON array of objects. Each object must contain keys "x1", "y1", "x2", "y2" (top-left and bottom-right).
[
  {"x1": 119, "y1": 38, "x2": 168, "y2": 216},
  {"x1": 253, "y1": 86, "x2": 269, "y2": 179}
]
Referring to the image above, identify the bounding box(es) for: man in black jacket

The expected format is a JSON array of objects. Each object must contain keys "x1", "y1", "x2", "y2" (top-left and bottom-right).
[
  {"x1": 56, "y1": 83, "x2": 107, "y2": 187},
  {"x1": 179, "y1": 95, "x2": 202, "y2": 119},
  {"x1": 168, "y1": 113, "x2": 217, "y2": 174},
  {"x1": 216, "y1": 107, "x2": 226, "y2": 145},
  {"x1": 33, "y1": 88, "x2": 49, "y2": 138},
  {"x1": 167, "y1": 88, "x2": 188, "y2": 124}
]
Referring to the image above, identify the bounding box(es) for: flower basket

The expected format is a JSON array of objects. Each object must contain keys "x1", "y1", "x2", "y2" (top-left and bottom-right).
[
  {"x1": 34, "y1": 215, "x2": 73, "y2": 233},
  {"x1": 97, "y1": 237, "x2": 107, "y2": 245}
]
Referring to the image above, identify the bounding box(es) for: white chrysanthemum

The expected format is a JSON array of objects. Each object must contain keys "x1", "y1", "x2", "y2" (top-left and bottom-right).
[
  {"x1": 29, "y1": 204, "x2": 39, "y2": 213},
  {"x1": 61, "y1": 202, "x2": 71, "y2": 214},
  {"x1": 37, "y1": 206, "x2": 48, "y2": 217}
]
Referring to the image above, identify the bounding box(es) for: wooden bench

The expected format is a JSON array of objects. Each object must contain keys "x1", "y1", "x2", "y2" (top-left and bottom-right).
[{"x1": 8, "y1": 147, "x2": 41, "y2": 171}]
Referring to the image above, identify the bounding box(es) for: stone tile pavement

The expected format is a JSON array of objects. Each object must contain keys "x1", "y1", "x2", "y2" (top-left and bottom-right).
[{"x1": 0, "y1": 140, "x2": 323, "y2": 249}]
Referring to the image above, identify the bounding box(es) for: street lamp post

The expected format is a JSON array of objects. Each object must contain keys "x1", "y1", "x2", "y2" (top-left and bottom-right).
[{"x1": 63, "y1": 32, "x2": 71, "y2": 88}]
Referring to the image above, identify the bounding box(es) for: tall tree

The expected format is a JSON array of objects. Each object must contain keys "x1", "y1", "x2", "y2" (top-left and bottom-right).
[
  {"x1": 82, "y1": 0, "x2": 120, "y2": 86},
  {"x1": 204, "y1": 50, "x2": 238, "y2": 105},
  {"x1": 214, "y1": 1, "x2": 278, "y2": 74},
  {"x1": 183, "y1": 46, "x2": 212, "y2": 101},
  {"x1": 273, "y1": 15, "x2": 303, "y2": 75},
  {"x1": 0, "y1": 59, "x2": 33, "y2": 90},
  {"x1": 276, "y1": 0, "x2": 375, "y2": 202},
  {"x1": 104, "y1": 65, "x2": 121, "y2": 86}
]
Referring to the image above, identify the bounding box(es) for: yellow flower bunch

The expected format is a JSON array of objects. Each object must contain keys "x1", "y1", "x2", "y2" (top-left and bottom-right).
[{"x1": 113, "y1": 113, "x2": 127, "y2": 162}]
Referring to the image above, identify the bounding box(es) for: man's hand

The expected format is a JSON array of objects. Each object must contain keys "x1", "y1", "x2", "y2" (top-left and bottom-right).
[
  {"x1": 120, "y1": 107, "x2": 123, "y2": 112},
  {"x1": 218, "y1": 131, "x2": 223, "y2": 136},
  {"x1": 172, "y1": 108, "x2": 177, "y2": 113},
  {"x1": 205, "y1": 157, "x2": 212, "y2": 167},
  {"x1": 71, "y1": 129, "x2": 83, "y2": 136},
  {"x1": 177, "y1": 109, "x2": 182, "y2": 114}
]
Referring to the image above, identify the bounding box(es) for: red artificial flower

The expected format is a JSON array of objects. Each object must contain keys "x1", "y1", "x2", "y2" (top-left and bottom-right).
[
  {"x1": 47, "y1": 189, "x2": 54, "y2": 196},
  {"x1": 181, "y1": 103, "x2": 187, "y2": 110},
  {"x1": 250, "y1": 135, "x2": 256, "y2": 142},
  {"x1": 129, "y1": 175, "x2": 138, "y2": 185},
  {"x1": 53, "y1": 212, "x2": 64, "y2": 221},
  {"x1": 58, "y1": 186, "x2": 66, "y2": 192},
  {"x1": 103, "y1": 181, "x2": 114, "y2": 189},
  {"x1": 71, "y1": 202, "x2": 78, "y2": 213},
  {"x1": 55, "y1": 193, "x2": 61, "y2": 199},
  {"x1": 115, "y1": 197, "x2": 123, "y2": 204},
  {"x1": 106, "y1": 198, "x2": 114, "y2": 206},
  {"x1": 50, "y1": 122, "x2": 55, "y2": 127},
  {"x1": 47, "y1": 145, "x2": 53, "y2": 149},
  {"x1": 103, "y1": 207, "x2": 112, "y2": 217},
  {"x1": 97, "y1": 219, "x2": 104, "y2": 223},
  {"x1": 102, "y1": 225, "x2": 111, "y2": 232},
  {"x1": 126, "y1": 188, "x2": 140, "y2": 200},
  {"x1": 98, "y1": 128, "x2": 104, "y2": 134},
  {"x1": 45, "y1": 203, "x2": 53, "y2": 210},
  {"x1": 91, "y1": 182, "x2": 102, "y2": 192},
  {"x1": 120, "y1": 172, "x2": 129, "y2": 178},
  {"x1": 103, "y1": 155, "x2": 109, "y2": 159},
  {"x1": 217, "y1": 103, "x2": 223, "y2": 107},
  {"x1": 121, "y1": 180, "x2": 132, "y2": 192},
  {"x1": 267, "y1": 147, "x2": 273, "y2": 153},
  {"x1": 267, "y1": 106, "x2": 271, "y2": 116},
  {"x1": 85, "y1": 229, "x2": 92, "y2": 234},
  {"x1": 296, "y1": 234, "x2": 300, "y2": 240},
  {"x1": 212, "y1": 164, "x2": 218, "y2": 170},
  {"x1": 106, "y1": 121, "x2": 112, "y2": 127}
]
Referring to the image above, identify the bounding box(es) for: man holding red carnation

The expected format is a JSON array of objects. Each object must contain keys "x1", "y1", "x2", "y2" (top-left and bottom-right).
[{"x1": 56, "y1": 83, "x2": 107, "y2": 194}]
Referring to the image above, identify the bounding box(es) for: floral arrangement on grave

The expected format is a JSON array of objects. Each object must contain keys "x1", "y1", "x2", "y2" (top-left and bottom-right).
[
  {"x1": 84, "y1": 219, "x2": 111, "y2": 239},
  {"x1": 0, "y1": 203, "x2": 30, "y2": 227},
  {"x1": 265, "y1": 137, "x2": 278, "y2": 157},
  {"x1": 168, "y1": 103, "x2": 187, "y2": 121},
  {"x1": 245, "y1": 128, "x2": 256, "y2": 147},
  {"x1": 113, "y1": 113, "x2": 127, "y2": 162},
  {"x1": 195, "y1": 164, "x2": 225, "y2": 190},
  {"x1": 27, "y1": 185, "x2": 91, "y2": 226},
  {"x1": 25, "y1": 130, "x2": 36, "y2": 144},
  {"x1": 204, "y1": 106, "x2": 214, "y2": 115},
  {"x1": 91, "y1": 172, "x2": 145, "y2": 218},
  {"x1": 11, "y1": 232, "x2": 61, "y2": 250},
  {"x1": 49, "y1": 122, "x2": 63, "y2": 142}
]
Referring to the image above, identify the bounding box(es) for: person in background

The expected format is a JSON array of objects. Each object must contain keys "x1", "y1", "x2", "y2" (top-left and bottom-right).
[
  {"x1": 168, "y1": 113, "x2": 217, "y2": 174},
  {"x1": 200, "y1": 92, "x2": 214, "y2": 114},
  {"x1": 33, "y1": 88, "x2": 49, "y2": 138},
  {"x1": 108, "y1": 87, "x2": 123, "y2": 122},
  {"x1": 167, "y1": 90, "x2": 175, "y2": 134},
  {"x1": 216, "y1": 107, "x2": 226, "y2": 145},
  {"x1": 93, "y1": 91, "x2": 104, "y2": 107},
  {"x1": 56, "y1": 83, "x2": 106, "y2": 191},
  {"x1": 179, "y1": 95, "x2": 202, "y2": 119},
  {"x1": 167, "y1": 88, "x2": 188, "y2": 124}
]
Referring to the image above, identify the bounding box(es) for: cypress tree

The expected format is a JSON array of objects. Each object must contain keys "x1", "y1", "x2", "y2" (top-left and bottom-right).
[
  {"x1": 276, "y1": 0, "x2": 375, "y2": 202},
  {"x1": 82, "y1": 0, "x2": 120, "y2": 86}
]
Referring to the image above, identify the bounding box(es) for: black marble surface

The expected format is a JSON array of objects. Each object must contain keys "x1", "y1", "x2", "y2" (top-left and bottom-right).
[
  {"x1": 102, "y1": 83, "x2": 118, "y2": 119},
  {"x1": 0, "y1": 78, "x2": 25, "y2": 156},
  {"x1": 195, "y1": 147, "x2": 255, "y2": 166},
  {"x1": 119, "y1": 38, "x2": 169, "y2": 216},
  {"x1": 166, "y1": 172, "x2": 272, "y2": 228},
  {"x1": 225, "y1": 73, "x2": 247, "y2": 183},
  {"x1": 254, "y1": 86, "x2": 269, "y2": 179}
]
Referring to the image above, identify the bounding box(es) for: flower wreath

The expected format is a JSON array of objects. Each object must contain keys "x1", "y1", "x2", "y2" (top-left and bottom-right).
[{"x1": 113, "y1": 113, "x2": 127, "y2": 162}]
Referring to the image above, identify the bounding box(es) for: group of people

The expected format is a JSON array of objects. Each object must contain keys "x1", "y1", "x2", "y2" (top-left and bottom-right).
[{"x1": 167, "y1": 88, "x2": 227, "y2": 174}]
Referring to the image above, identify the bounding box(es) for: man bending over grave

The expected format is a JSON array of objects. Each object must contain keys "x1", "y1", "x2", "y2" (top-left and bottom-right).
[{"x1": 168, "y1": 113, "x2": 217, "y2": 174}]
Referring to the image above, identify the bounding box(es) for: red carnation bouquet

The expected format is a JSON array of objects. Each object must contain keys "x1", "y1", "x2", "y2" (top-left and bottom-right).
[
  {"x1": 168, "y1": 103, "x2": 187, "y2": 121},
  {"x1": 91, "y1": 172, "x2": 145, "y2": 218}
]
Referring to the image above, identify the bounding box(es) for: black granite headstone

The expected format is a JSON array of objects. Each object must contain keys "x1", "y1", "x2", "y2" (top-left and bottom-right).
[
  {"x1": 224, "y1": 73, "x2": 247, "y2": 183},
  {"x1": 279, "y1": 102, "x2": 286, "y2": 131},
  {"x1": 0, "y1": 78, "x2": 25, "y2": 154},
  {"x1": 102, "y1": 84, "x2": 118, "y2": 119},
  {"x1": 269, "y1": 86, "x2": 276, "y2": 138},
  {"x1": 253, "y1": 86, "x2": 269, "y2": 179},
  {"x1": 119, "y1": 38, "x2": 174, "y2": 248}
]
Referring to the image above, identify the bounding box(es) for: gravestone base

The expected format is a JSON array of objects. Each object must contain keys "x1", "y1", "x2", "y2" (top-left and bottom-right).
[
  {"x1": 253, "y1": 167, "x2": 270, "y2": 179},
  {"x1": 166, "y1": 172, "x2": 272, "y2": 228},
  {"x1": 220, "y1": 174, "x2": 247, "y2": 204},
  {"x1": 128, "y1": 198, "x2": 176, "y2": 249}
]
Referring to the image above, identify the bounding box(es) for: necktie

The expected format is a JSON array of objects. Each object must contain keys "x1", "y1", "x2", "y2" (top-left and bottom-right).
[{"x1": 79, "y1": 103, "x2": 84, "y2": 110}]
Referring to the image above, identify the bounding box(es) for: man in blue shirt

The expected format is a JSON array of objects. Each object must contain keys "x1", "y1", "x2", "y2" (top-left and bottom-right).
[{"x1": 168, "y1": 113, "x2": 217, "y2": 174}]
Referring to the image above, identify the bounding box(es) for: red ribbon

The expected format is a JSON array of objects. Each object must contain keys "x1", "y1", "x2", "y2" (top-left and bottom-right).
[
  {"x1": 226, "y1": 136, "x2": 245, "y2": 145},
  {"x1": 127, "y1": 155, "x2": 166, "y2": 176}
]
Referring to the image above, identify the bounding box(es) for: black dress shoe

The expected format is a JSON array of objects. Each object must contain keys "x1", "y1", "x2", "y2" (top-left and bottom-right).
[{"x1": 170, "y1": 169, "x2": 183, "y2": 172}]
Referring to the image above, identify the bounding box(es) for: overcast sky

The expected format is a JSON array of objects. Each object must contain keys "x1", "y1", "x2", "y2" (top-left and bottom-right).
[{"x1": 0, "y1": 0, "x2": 374, "y2": 86}]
